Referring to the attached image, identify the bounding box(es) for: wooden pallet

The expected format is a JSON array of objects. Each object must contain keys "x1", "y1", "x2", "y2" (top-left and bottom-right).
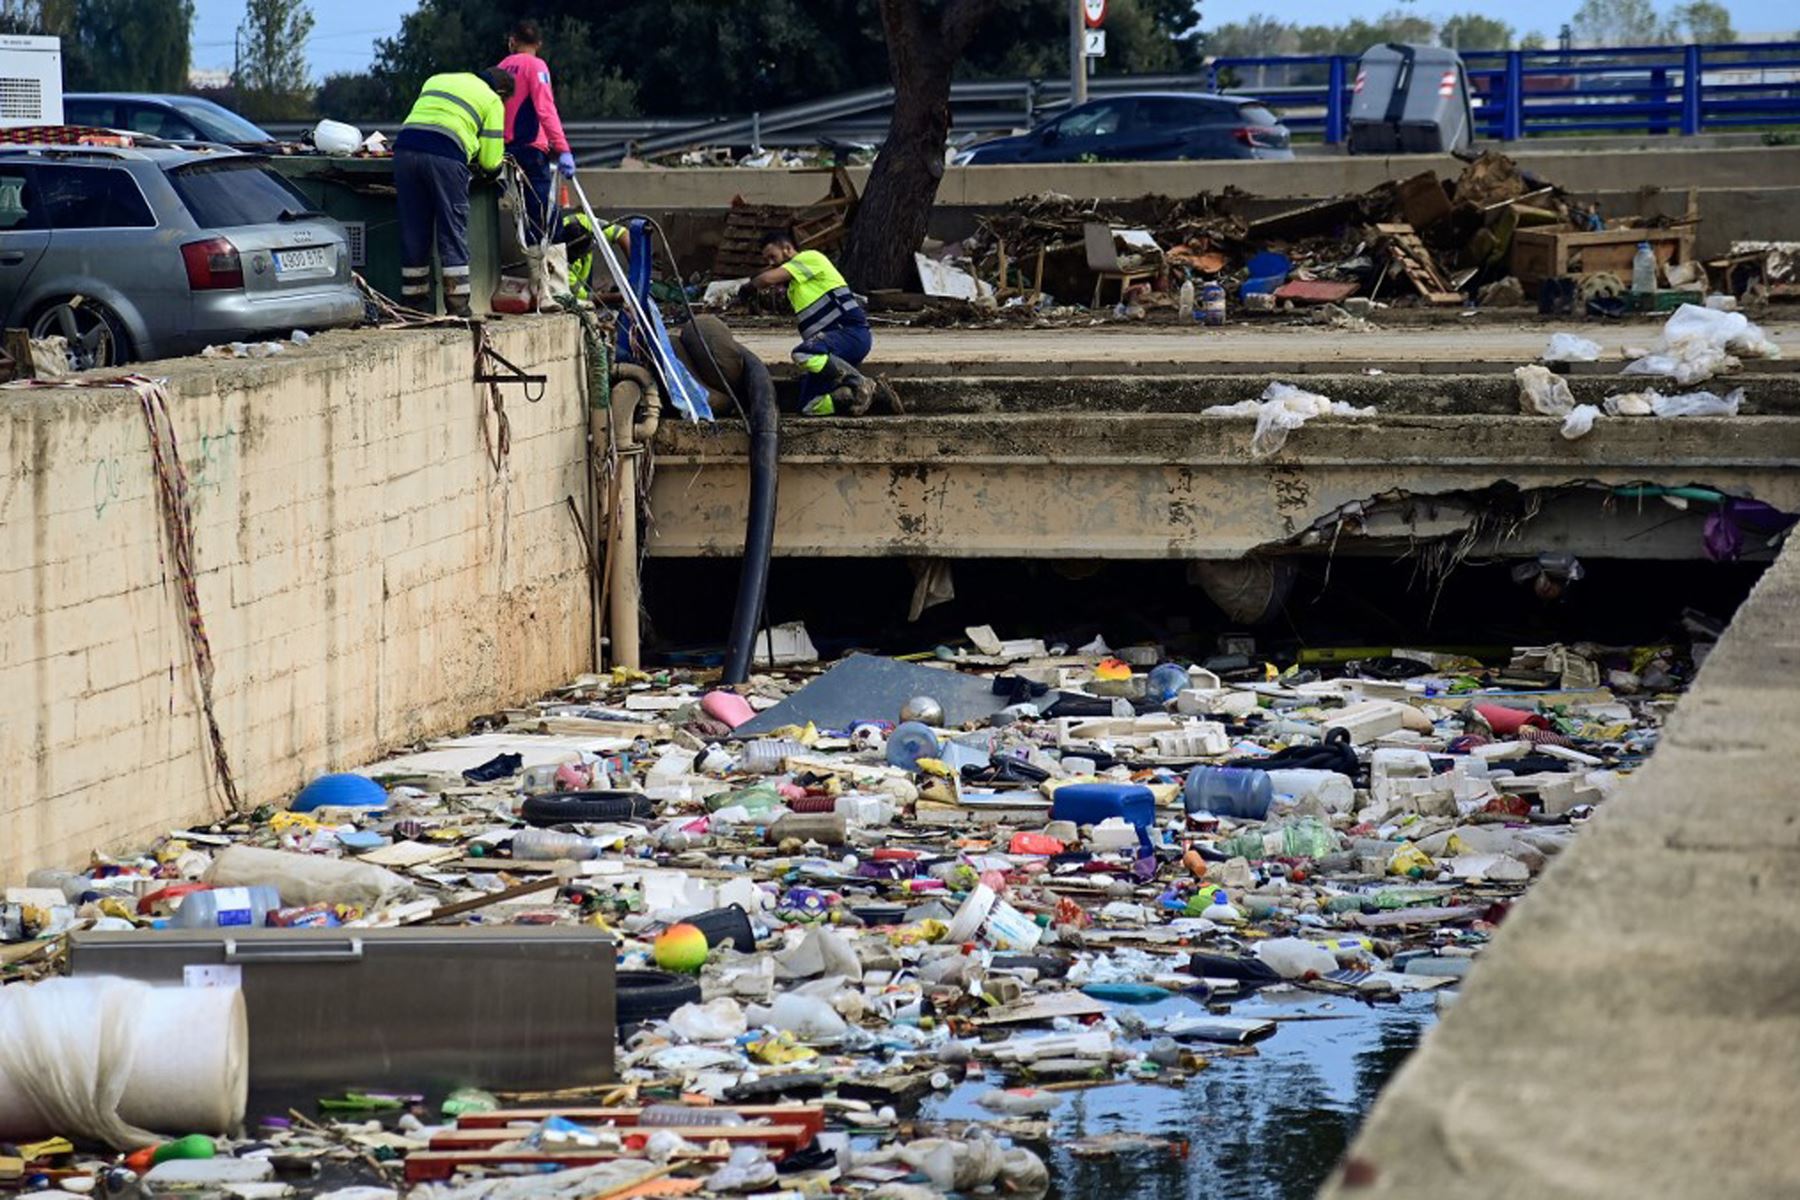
[
  {"x1": 1372, "y1": 222, "x2": 1462, "y2": 304},
  {"x1": 711, "y1": 167, "x2": 859, "y2": 279}
]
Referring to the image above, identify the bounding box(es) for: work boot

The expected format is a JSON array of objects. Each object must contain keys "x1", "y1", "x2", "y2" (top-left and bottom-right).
[
  {"x1": 445, "y1": 295, "x2": 473, "y2": 319},
  {"x1": 800, "y1": 394, "x2": 837, "y2": 416},
  {"x1": 847, "y1": 372, "x2": 877, "y2": 416}
]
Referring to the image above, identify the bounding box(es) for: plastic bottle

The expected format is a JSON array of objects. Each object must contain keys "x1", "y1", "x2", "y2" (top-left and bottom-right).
[
  {"x1": 1177, "y1": 280, "x2": 1196, "y2": 321},
  {"x1": 1253, "y1": 937, "x2": 1338, "y2": 980},
  {"x1": 1279, "y1": 816, "x2": 1335, "y2": 859},
  {"x1": 1632, "y1": 242, "x2": 1657, "y2": 295},
  {"x1": 511, "y1": 828, "x2": 601, "y2": 861},
  {"x1": 170, "y1": 885, "x2": 281, "y2": 929},
  {"x1": 1146, "y1": 663, "x2": 1189, "y2": 704},
  {"x1": 1183, "y1": 766, "x2": 1274, "y2": 821},
  {"x1": 886, "y1": 721, "x2": 941, "y2": 770},
  {"x1": 639, "y1": 1104, "x2": 745, "y2": 1127},
  {"x1": 1201, "y1": 280, "x2": 1226, "y2": 325}
]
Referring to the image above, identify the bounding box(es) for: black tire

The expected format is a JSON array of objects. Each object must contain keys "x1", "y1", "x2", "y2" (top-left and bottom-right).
[
  {"x1": 520, "y1": 790, "x2": 655, "y2": 827},
  {"x1": 616, "y1": 969, "x2": 702, "y2": 1024},
  {"x1": 30, "y1": 297, "x2": 131, "y2": 371}
]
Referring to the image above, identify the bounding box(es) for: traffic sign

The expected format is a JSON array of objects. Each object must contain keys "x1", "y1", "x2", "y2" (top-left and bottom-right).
[
  {"x1": 1083, "y1": 0, "x2": 1107, "y2": 28},
  {"x1": 1084, "y1": 29, "x2": 1106, "y2": 56}
]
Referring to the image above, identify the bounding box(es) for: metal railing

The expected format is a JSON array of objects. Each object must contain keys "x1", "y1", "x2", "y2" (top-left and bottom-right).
[{"x1": 271, "y1": 40, "x2": 1799, "y2": 160}]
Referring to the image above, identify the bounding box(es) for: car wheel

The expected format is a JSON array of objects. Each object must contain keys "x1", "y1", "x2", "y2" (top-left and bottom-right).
[
  {"x1": 30, "y1": 297, "x2": 130, "y2": 372},
  {"x1": 615, "y1": 969, "x2": 702, "y2": 1024}
]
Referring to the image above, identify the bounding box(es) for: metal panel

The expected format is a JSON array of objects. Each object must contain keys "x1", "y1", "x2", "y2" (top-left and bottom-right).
[{"x1": 69, "y1": 926, "x2": 614, "y2": 1098}]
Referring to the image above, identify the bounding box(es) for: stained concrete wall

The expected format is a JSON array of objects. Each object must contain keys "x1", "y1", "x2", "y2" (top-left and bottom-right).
[
  {"x1": 1317, "y1": 531, "x2": 1800, "y2": 1199},
  {"x1": 0, "y1": 317, "x2": 593, "y2": 885}
]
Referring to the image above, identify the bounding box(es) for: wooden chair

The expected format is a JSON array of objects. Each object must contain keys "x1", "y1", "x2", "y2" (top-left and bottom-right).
[{"x1": 1085, "y1": 222, "x2": 1157, "y2": 309}]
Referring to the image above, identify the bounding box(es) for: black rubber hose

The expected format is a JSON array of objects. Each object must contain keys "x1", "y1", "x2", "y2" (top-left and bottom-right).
[{"x1": 722, "y1": 351, "x2": 779, "y2": 685}]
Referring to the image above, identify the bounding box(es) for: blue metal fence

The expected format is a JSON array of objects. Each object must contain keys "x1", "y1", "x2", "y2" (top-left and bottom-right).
[{"x1": 1208, "y1": 41, "x2": 1800, "y2": 143}]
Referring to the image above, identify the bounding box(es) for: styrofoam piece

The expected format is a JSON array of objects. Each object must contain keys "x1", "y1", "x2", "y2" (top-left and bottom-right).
[
  {"x1": 1152, "y1": 722, "x2": 1231, "y2": 758},
  {"x1": 1322, "y1": 700, "x2": 1408, "y2": 744}
]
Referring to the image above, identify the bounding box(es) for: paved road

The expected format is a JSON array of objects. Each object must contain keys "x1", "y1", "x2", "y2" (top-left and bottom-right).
[{"x1": 734, "y1": 319, "x2": 1800, "y2": 370}]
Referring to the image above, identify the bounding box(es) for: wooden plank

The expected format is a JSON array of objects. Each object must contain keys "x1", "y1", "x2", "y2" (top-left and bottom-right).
[
  {"x1": 456, "y1": 1106, "x2": 827, "y2": 1139},
  {"x1": 429, "y1": 1123, "x2": 816, "y2": 1154},
  {"x1": 404, "y1": 1148, "x2": 729, "y2": 1184}
]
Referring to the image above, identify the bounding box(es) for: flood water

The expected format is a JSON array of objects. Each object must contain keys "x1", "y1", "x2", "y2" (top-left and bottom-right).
[{"x1": 921, "y1": 991, "x2": 1437, "y2": 1200}]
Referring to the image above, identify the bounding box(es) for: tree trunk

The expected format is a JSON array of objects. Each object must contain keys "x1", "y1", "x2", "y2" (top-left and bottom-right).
[{"x1": 840, "y1": 0, "x2": 997, "y2": 291}]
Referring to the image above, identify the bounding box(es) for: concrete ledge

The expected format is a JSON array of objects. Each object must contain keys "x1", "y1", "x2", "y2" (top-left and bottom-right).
[{"x1": 1318, "y1": 535, "x2": 1800, "y2": 1198}]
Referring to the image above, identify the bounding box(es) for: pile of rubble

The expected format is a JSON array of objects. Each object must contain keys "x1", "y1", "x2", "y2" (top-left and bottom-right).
[{"x1": 0, "y1": 626, "x2": 1707, "y2": 1197}]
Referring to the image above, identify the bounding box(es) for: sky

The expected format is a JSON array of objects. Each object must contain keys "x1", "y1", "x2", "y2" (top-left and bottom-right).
[{"x1": 185, "y1": 0, "x2": 1795, "y2": 80}]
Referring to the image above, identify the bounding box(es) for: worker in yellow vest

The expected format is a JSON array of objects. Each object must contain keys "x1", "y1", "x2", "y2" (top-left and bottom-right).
[
  {"x1": 393, "y1": 69, "x2": 513, "y2": 316},
  {"x1": 745, "y1": 231, "x2": 875, "y2": 416}
]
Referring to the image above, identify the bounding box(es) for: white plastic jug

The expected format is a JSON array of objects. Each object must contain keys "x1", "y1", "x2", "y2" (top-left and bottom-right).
[{"x1": 313, "y1": 119, "x2": 363, "y2": 154}]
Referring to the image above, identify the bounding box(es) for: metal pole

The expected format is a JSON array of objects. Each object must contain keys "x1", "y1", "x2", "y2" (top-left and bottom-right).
[
  {"x1": 1069, "y1": 0, "x2": 1087, "y2": 105},
  {"x1": 1681, "y1": 44, "x2": 1703, "y2": 136},
  {"x1": 1326, "y1": 55, "x2": 1347, "y2": 145}
]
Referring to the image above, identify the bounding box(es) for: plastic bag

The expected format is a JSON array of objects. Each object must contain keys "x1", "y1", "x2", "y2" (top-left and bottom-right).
[
  {"x1": 1543, "y1": 333, "x2": 1601, "y2": 363},
  {"x1": 1560, "y1": 403, "x2": 1600, "y2": 440},
  {"x1": 667, "y1": 998, "x2": 748, "y2": 1042},
  {"x1": 1650, "y1": 387, "x2": 1743, "y2": 418},
  {"x1": 1603, "y1": 391, "x2": 1655, "y2": 417},
  {"x1": 1203, "y1": 382, "x2": 1375, "y2": 459},
  {"x1": 1621, "y1": 303, "x2": 1780, "y2": 384},
  {"x1": 1514, "y1": 364, "x2": 1574, "y2": 416}
]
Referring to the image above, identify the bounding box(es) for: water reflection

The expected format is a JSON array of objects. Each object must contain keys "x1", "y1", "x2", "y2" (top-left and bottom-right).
[{"x1": 921, "y1": 991, "x2": 1435, "y2": 1200}]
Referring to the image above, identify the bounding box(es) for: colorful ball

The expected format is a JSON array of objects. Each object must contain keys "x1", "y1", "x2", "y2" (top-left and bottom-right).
[{"x1": 653, "y1": 922, "x2": 710, "y2": 973}]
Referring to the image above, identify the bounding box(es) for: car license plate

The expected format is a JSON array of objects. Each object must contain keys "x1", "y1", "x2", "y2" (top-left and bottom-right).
[{"x1": 274, "y1": 246, "x2": 331, "y2": 274}]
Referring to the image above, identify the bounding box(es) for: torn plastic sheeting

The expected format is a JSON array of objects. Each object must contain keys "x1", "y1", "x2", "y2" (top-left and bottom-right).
[
  {"x1": 734, "y1": 653, "x2": 1059, "y2": 737},
  {"x1": 1202, "y1": 382, "x2": 1375, "y2": 459},
  {"x1": 1620, "y1": 303, "x2": 1780, "y2": 386},
  {"x1": 1542, "y1": 333, "x2": 1602, "y2": 363},
  {"x1": 1560, "y1": 403, "x2": 1600, "y2": 440}
]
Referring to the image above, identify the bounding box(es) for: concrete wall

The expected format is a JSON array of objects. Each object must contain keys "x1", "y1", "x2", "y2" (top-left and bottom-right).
[
  {"x1": 0, "y1": 318, "x2": 594, "y2": 885},
  {"x1": 582, "y1": 145, "x2": 1800, "y2": 211}
]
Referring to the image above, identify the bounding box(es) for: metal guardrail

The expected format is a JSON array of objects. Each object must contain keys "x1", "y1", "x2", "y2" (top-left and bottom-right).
[{"x1": 272, "y1": 41, "x2": 1799, "y2": 161}]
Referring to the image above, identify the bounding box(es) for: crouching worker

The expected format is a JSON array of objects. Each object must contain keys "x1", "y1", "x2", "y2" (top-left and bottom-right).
[
  {"x1": 558, "y1": 210, "x2": 629, "y2": 303},
  {"x1": 745, "y1": 230, "x2": 874, "y2": 416}
]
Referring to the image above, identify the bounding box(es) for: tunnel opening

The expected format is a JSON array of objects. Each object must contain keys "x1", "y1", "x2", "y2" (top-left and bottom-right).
[{"x1": 641, "y1": 554, "x2": 1766, "y2": 669}]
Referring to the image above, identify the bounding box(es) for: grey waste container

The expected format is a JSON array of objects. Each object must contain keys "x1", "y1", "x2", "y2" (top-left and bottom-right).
[{"x1": 1348, "y1": 43, "x2": 1473, "y2": 154}]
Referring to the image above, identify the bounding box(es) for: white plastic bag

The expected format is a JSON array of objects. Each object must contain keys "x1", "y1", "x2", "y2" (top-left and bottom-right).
[
  {"x1": 1515, "y1": 364, "x2": 1574, "y2": 416},
  {"x1": 1603, "y1": 391, "x2": 1655, "y2": 417},
  {"x1": 1203, "y1": 382, "x2": 1374, "y2": 459},
  {"x1": 1650, "y1": 387, "x2": 1743, "y2": 418},
  {"x1": 1542, "y1": 333, "x2": 1601, "y2": 363},
  {"x1": 667, "y1": 998, "x2": 748, "y2": 1042},
  {"x1": 1560, "y1": 403, "x2": 1600, "y2": 440},
  {"x1": 1621, "y1": 303, "x2": 1780, "y2": 384}
]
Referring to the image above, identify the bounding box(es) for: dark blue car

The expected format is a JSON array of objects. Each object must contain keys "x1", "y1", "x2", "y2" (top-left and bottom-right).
[{"x1": 954, "y1": 92, "x2": 1293, "y2": 164}]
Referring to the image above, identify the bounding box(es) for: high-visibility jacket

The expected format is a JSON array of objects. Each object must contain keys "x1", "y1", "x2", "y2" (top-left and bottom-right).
[
  {"x1": 401, "y1": 73, "x2": 506, "y2": 172},
  {"x1": 782, "y1": 249, "x2": 866, "y2": 339},
  {"x1": 561, "y1": 211, "x2": 627, "y2": 301}
]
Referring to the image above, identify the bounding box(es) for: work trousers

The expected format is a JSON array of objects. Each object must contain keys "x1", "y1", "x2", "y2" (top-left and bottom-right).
[
  {"x1": 512, "y1": 145, "x2": 557, "y2": 245},
  {"x1": 394, "y1": 148, "x2": 472, "y2": 304},
  {"x1": 791, "y1": 321, "x2": 873, "y2": 412}
]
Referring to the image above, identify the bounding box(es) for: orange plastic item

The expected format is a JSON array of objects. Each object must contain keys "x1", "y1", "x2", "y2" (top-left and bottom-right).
[
  {"x1": 1182, "y1": 847, "x2": 1209, "y2": 878},
  {"x1": 1008, "y1": 832, "x2": 1065, "y2": 856},
  {"x1": 1095, "y1": 658, "x2": 1133, "y2": 681}
]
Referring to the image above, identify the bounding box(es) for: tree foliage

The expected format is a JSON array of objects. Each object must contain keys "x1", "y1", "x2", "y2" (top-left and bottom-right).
[
  {"x1": 1571, "y1": 0, "x2": 1669, "y2": 45},
  {"x1": 1668, "y1": 1, "x2": 1734, "y2": 43},
  {"x1": 343, "y1": 0, "x2": 1200, "y2": 120},
  {"x1": 3, "y1": 0, "x2": 194, "y2": 90},
  {"x1": 1439, "y1": 14, "x2": 1514, "y2": 51},
  {"x1": 235, "y1": 0, "x2": 315, "y2": 121}
]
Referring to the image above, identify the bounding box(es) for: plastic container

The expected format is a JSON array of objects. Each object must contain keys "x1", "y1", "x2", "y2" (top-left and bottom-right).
[
  {"x1": 520, "y1": 763, "x2": 567, "y2": 795},
  {"x1": 1051, "y1": 783, "x2": 1154, "y2": 829},
  {"x1": 741, "y1": 739, "x2": 805, "y2": 775},
  {"x1": 291, "y1": 773, "x2": 386, "y2": 813},
  {"x1": 1266, "y1": 768, "x2": 1356, "y2": 814},
  {"x1": 1279, "y1": 817, "x2": 1335, "y2": 859},
  {"x1": 511, "y1": 828, "x2": 600, "y2": 861},
  {"x1": 1182, "y1": 766, "x2": 1274, "y2": 821},
  {"x1": 1200, "y1": 281, "x2": 1226, "y2": 326},
  {"x1": 682, "y1": 904, "x2": 756, "y2": 952},
  {"x1": 701, "y1": 690, "x2": 755, "y2": 729},
  {"x1": 886, "y1": 722, "x2": 941, "y2": 770},
  {"x1": 1632, "y1": 241, "x2": 1658, "y2": 295},
  {"x1": 170, "y1": 885, "x2": 280, "y2": 929},
  {"x1": 1146, "y1": 663, "x2": 1189, "y2": 704},
  {"x1": 1177, "y1": 280, "x2": 1195, "y2": 320},
  {"x1": 1253, "y1": 937, "x2": 1338, "y2": 980}
]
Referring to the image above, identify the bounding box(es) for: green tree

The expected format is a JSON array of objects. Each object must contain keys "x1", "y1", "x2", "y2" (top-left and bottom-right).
[
  {"x1": 40, "y1": 0, "x2": 194, "y2": 91},
  {"x1": 235, "y1": 0, "x2": 315, "y2": 121},
  {"x1": 1439, "y1": 13, "x2": 1513, "y2": 50},
  {"x1": 1203, "y1": 14, "x2": 1301, "y2": 58},
  {"x1": 1571, "y1": 0, "x2": 1670, "y2": 45},
  {"x1": 1519, "y1": 29, "x2": 1548, "y2": 49},
  {"x1": 314, "y1": 70, "x2": 390, "y2": 120},
  {"x1": 1669, "y1": 1, "x2": 1734, "y2": 43}
]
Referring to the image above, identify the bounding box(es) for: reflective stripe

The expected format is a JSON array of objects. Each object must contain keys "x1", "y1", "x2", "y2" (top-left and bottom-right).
[
  {"x1": 400, "y1": 121, "x2": 468, "y2": 146},
  {"x1": 796, "y1": 286, "x2": 863, "y2": 339},
  {"x1": 423, "y1": 88, "x2": 483, "y2": 128},
  {"x1": 799, "y1": 353, "x2": 830, "y2": 373},
  {"x1": 479, "y1": 130, "x2": 503, "y2": 139},
  {"x1": 401, "y1": 266, "x2": 431, "y2": 277},
  {"x1": 445, "y1": 281, "x2": 472, "y2": 296},
  {"x1": 442, "y1": 265, "x2": 470, "y2": 277}
]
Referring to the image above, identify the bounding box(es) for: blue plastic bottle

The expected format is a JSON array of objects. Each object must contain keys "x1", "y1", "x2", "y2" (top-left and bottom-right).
[
  {"x1": 1182, "y1": 765, "x2": 1274, "y2": 821},
  {"x1": 1146, "y1": 663, "x2": 1189, "y2": 704},
  {"x1": 886, "y1": 721, "x2": 942, "y2": 770}
]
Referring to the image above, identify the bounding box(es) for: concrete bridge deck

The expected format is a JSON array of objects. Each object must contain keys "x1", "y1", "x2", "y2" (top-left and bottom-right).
[{"x1": 648, "y1": 323, "x2": 1800, "y2": 566}]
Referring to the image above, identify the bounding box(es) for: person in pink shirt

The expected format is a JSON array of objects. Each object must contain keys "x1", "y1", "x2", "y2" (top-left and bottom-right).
[{"x1": 496, "y1": 20, "x2": 573, "y2": 243}]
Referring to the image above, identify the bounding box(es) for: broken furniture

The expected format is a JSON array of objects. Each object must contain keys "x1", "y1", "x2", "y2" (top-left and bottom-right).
[
  {"x1": 1084, "y1": 223, "x2": 1160, "y2": 309},
  {"x1": 1373, "y1": 223, "x2": 1462, "y2": 304},
  {"x1": 1510, "y1": 226, "x2": 1696, "y2": 292},
  {"x1": 712, "y1": 167, "x2": 859, "y2": 281}
]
